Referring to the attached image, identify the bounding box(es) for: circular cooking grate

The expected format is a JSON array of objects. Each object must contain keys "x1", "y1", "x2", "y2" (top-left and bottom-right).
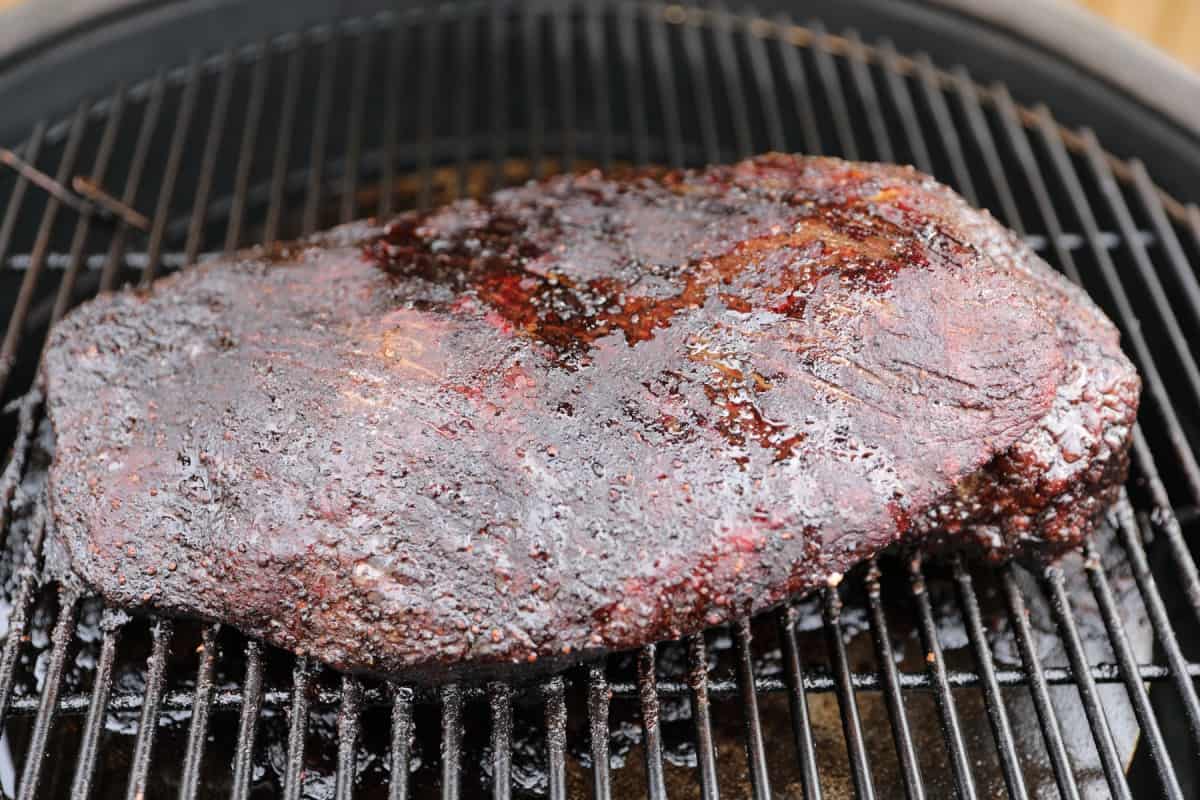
[{"x1": 1, "y1": 3, "x2": 1200, "y2": 799}]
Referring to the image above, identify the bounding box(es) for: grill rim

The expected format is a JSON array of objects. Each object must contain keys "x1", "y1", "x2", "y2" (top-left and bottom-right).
[
  {"x1": 2, "y1": 0, "x2": 1199, "y2": 202},
  {"x1": 3, "y1": 4, "x2": 1197, "y2": 232},
  {"x1": 928, "y1": 0, "x2": 1200, "y2": 135},
  {"x1": 0, "y1": 3, "x2": 1199, "y2": 799},
  {"x1": 3, "y1": 0, "x2": 1200, "y2": 137}
]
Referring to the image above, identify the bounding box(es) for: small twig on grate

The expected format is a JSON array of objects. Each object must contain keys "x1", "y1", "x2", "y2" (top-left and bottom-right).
[
  {"x1": 0, "y1": 148, "x2": 150, "y2": 232},
  {"x1": 0, "y1": 147, "x2": 94, "y2": 219},
  {"x1": 72, "y1": 176, "x2": 151, "y2": 231}
]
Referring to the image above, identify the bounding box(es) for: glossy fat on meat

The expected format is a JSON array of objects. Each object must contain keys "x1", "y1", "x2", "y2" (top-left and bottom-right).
[{"x1": 42, "y1": 155, "x2": 1140, "y2": 680}]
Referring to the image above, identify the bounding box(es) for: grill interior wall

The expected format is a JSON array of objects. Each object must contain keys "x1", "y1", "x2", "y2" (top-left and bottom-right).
[{"x1": 0, "y1": 3, "x2": 1198, "y2": 798}]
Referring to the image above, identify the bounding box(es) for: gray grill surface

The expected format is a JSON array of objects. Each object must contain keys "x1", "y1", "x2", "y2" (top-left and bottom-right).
[{"x1": 1, "y1": 3, "x2": 1200, "y2": 798}]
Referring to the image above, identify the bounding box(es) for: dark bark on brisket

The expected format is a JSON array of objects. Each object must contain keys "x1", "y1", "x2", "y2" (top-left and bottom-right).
[{"x1": 42, "y1": 155, "x2": 1139, "y2": 680}]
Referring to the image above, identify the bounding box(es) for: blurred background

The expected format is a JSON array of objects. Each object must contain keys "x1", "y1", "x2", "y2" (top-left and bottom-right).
[{"x1": 1078, "y1": 0, "x2": 1200, "y2": 68}]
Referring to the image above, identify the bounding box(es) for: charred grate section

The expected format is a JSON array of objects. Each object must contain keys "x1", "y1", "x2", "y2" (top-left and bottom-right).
[{"x1": 0, "y1": 2, "x2": 1199, "y2": 798}]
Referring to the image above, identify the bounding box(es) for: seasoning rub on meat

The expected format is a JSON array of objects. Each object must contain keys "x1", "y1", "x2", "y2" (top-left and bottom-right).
[{"x1": 43, "y1": 155, "x2": 1140, "y2": 679}]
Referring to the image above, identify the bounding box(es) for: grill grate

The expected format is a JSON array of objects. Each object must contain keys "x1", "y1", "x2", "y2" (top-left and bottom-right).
[{"x1": 0, "y1": 2, "x2": 1199, "y2": 798}]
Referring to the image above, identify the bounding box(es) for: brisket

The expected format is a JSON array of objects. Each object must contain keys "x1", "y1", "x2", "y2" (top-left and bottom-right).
[{"x1": 42, "y1": 155, "x2": 1140, "y2": 679}]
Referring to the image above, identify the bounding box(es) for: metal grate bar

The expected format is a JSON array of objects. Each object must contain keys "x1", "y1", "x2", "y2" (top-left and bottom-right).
[
  {"x1": 302, "y1": 31, "x2": 340, "y2": 236},
  {"x1": 441, "y1": 683, "x2": 464, "y2": 800},
  {"x1": 908, "y1": 557, "x2": 979, "y2": 799},
  {"x1": 381, "y1": 21, "x2": 403, "y2": 215},
  {"x1": 553, "y1": 4, "x2": 577, "y2": 172},
  {"x1": 15, "y1": 587, "x2": 79, "y2": 800},
  {"x1": 877, "y1": 40, "x2": 933, "y2": 174},
  {"x1": 342, "y1": 27, "x2": 372, "y2": 221},
  {"x1": 1032, "y1": 105, "x2": 1200, "y2": 503},
  {"x1": 282, "y1": 658, "x2": 313, "y2": 800},
  {"x1": 0, "y1": 104, "x2": 87, "y2": 396},
  {"x1": 69, "y1": 616, "x2": 121, "y2": 799},
  {"x1": 951, "y1": 557, "x2": 1028, "y2": 800},
  {"x1": 488, "y1": 3, "x2": 509, "y2": 189},
  {"x1": 263, "y1": 43, "x2": 304, "y2": 243},
  {"x1": 865, "y1": 564, "x2": 925, "y2": 800},
  {"x1": 1117, "y1": 504, "x2": 1200, "y2": 747},
  {"x1": 1080, "y1": 128, "x2": 1200, "y2": 412},
  {"x1": 0, "y1": 506, "x2": 48, "y2": 725},
  {"x1": 772, "y1": 13, "x2": 822, "y2": 155},
  {"x1": 177, "y1": 624, "x2": 219, "y2": 800},
  {"x1": 336, "y1": 676, "x2": 364, "y2": 800},
  {"x1": 647, "y1": 5, "x2": 685, "y2": 168},
  {"x1": 950, "y1": 66, "x2": 1024, "y2": 234},
  {"x1": 0, "y1": 119, "x2": 96, "y2": 771},
  {"x1": 687, "y1": 635, "x2": 720, "y2": 800},
  {"x1": 808, "y1": 20, "x2": 857, "y2": 161},
  {"x1": 637, "y1": 644, "x2": 669, "y2": 799},
  {"x1": 1042, "y1": 566, "x2": 1133, "y2": 800},
  {"x1": 124, "y1": 618, "x2": 175, "y2": 800},
  {"x1": 184, "y1": 47, "x2": 236, "y2": 263},
  {"x1": 680, "y1": 7, "x2": 721, "y2": 163},
  {"x1": 843, "y1": 30, "x2": 893, "y2": 163},
  {"x1": 390, "y1": 686, "x2": 415, "y2": 800},
  {"x1": 992, "y1": 79, "x2": 1200, "y2": 589},
  {"x1": 490, "y1": 681, "x2": 513, "y2": 800},
  {"x1": 1129, "y1": 425, "x2": 1200, "y2": 617},
  {"x1": 1083, "y1": 534, "x2": 1186, "y2": 799},
  {"x1": 587, "y1": 666, "x2": 612, "y2": 800},
  {"x1": 1130, "y1": 160, "x2": 1200, "y2": 330},
  {"x1": 545, "y1": 676, "x2": 569, "y2": 800},
  {"x1": 1000, "y1": 567, "x2": 1082, "y2": 800},
  {"x1": 778, "y1": 607, "x2": 823, "y2": 800},
  {"x1": 612, "y1": 3, "x2": 646, "y2": 169},
  {"x1": 823, "y1": 587, "x2": 876, "y2": 800},
  {"x1": 522, "y1": 5, "x2": 545, "y2": 178},
  {"x1": 142, "y1": 56, "x2": 201, "y2": 283},
  {"x1": 991, "y1": 83, "x2": 1084, "y2": 262},
  {"x1": 417, "y1": 9, "x2": 439, "y2": 205},
  {"x1": 1130, "y1": 431, "x2": 1200, "y2": 619},
  {"x1": 8, "y1": 654, "x2": 1199, "y2": 720},
  {"x1": 586, "y1": 3, "x2": 614, "y2": 169},
  {"x1": 733, "y1": 618, "x2": 772, "y2": 800},
  {"x1": 454, "y1": 11, "x2": 475, "y2": 197},
  {"x1": 742, "y1": 14, "x2": 786, "y2": 153},
  {"x1": 1191, "y1": 204, "x2": 1200, "y2": 256},
  {"x1": 0, "y1": 123, "x2": 45, "y2": 291},
  {"x1": 231, "y1": 640, "x2": 266, "y2": 800},
  {"x1": 100, "y1": 70, "x2": 164, "y2": 292},
  {"x1": 710, "y1": 4, "x2": 753, "y2": 159},
  {"x1": 0, "y1": 391, "x2": 41, "y2": 541},
  {"x1": 913, "y1": 53, "x2": 978, "y2": 206},
  {"x1": 224, "y1": 41, "x2": 270, "y2": 251}
]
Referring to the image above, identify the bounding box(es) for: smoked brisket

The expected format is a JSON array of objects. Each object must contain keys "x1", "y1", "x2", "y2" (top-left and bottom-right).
[{"x1": 42, "y1": 155, "x2": 1140, "y2": 679}]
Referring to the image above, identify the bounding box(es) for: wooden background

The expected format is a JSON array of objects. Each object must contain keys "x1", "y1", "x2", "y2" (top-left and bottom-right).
[
  {"x1": 0, "y1": 0, "x2": 1195, "y2": 67},
  {"x1": 1081, "y1": 0, "x2": 1200, "y2": 68}
]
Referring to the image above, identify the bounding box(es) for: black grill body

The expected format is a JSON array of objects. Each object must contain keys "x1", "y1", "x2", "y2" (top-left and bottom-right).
[{"x1": 0, "y1": 2, "x2": 1199, "y2": 798}]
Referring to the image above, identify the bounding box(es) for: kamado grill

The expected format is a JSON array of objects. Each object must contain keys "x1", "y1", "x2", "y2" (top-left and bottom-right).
[{"x1": 0, "y1": 1, "x2": 1199, "y2": 798}]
